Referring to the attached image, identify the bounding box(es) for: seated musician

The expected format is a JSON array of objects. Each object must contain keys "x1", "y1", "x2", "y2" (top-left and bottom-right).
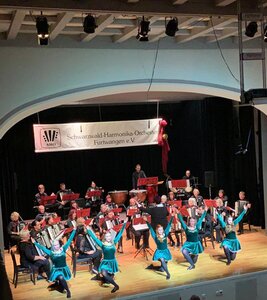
[
  {"x1": 168, "y1": 191, "x2": 177, "y2": 201},
  {"x1": 93, "y1": 204, "x2": 108, "y2": 231},
  {"x1": 236, "y1": 191, "x2": 250, "y2": 235},
  {"x1": 56, "y1": 182, "x2": 73, "y2": 204},
  {"x1": 75, "y1": 225, "x2": 102, "y2": 274},
  {"x1": 191, "y1": 188, "x2": 204, "y2": 207},
  {"x1": 101, "y1": 210, "x2": 124, "y2": 253},
  {"x1": 85, "y1": 181, "x2": 103, "y2": 209},
  {"x1": 215, "y1": 189, "x2": 228, "y2": 207},
  {"x1": 161, "y1": 195, "x2": 168, "y2": 206},
  {"x1": 65, "y1": 209, "x2": 77, "y2": 228},
  {"x1": 186, "y1": 198, "x2": 198, "y2": 218},
  {"x1": 34, "y1": 184, "x2": 48, "y2": 206},
  {"x1": 214, "y1": 198, "x2": 228, "y2": 243},
  {"x1": 126, "y1": 198, "x2": 150, "y2": 249},
  {"x1": 105, "y1": 194, "x2": 118, "y2": 211},
  {"x1": 70, "y1": 200, "x2": 82, "y2": 211},
  {"x1": 29, "y1": 220, "x2": 42, "y2": 239},
  {"x1": 18, "y1": 230, "x2": 50, "y2": 279},
  {"x1": 7, "y1": 211, "x2": 22, "y2": 246},
  {"x1": 35, "y1": 205, "x2": 50, "y2": 225}
]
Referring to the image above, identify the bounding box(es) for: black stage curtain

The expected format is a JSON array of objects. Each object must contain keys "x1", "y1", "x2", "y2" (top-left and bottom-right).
[{"x1": 0, "y1": 99, "x2": 263, "y2": 247}]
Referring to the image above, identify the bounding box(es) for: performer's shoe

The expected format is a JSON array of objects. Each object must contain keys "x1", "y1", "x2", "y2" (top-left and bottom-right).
[
  {"x1": 92, "y1": 268, "x2": 99, "y2": 275},
  {"x1": 187, "y1": 265, "x2": 195, "y2": 270},
  {"x1": 66, "y1": 290, "x2": 71, "y2": 298},
  {"x1": 111, "y1": 285, "x2": 119, "y2": 293},
  {"x1": 146, "y1": 264, "x2": 154, "y2": 270},
  {"x1": 166, "y1": 274, "x2": 170, "y2": 280},
  {"x1": 226, "y1": 261, "x2": 231, "y2": 265}
]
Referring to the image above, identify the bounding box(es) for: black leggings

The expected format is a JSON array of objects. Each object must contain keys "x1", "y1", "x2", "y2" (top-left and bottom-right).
[
  {"x1": 101, "y1": 270, "x2": 118, "y2": 288},
  {"x1": 159, "y1": 258, "x2": 170, "y2": 276},
  {"x1": 57, "y1": 275, "x2": 70, "y2": 297},
  {"x1": 182, "y1": 248, "x2": 198, "y2": 266},
  {"x1": 223, "y1": 246, "x2": 237, "y2": 263}
]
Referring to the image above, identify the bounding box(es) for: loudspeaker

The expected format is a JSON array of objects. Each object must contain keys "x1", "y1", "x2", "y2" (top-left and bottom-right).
[{"x1": 204, "y1": 171, "x2": 215, "y2": 188}]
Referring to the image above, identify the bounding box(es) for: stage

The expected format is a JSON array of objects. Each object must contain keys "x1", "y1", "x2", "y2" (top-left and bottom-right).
[{"x1": 5, "y1": 225, "x2": 267, "y2": 300}]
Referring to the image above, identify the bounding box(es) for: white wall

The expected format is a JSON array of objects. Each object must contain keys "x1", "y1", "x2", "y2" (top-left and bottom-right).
[{"x1": 0, "y1": 45, "x2": 265, "y2": 138}]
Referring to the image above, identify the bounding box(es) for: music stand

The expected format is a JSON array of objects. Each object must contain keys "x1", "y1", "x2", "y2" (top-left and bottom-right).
[
  {"x1": 76, "y1": 208, "x2": 91, "y2": 219},
  {"x1": 40, "y1": 195, "x2": 57, "y2": 206},
  {"x1": 204, "y1": 199, "x2": 218, "y2": 208},
  {"x1": 111, "y1": 208, "x2": 122, "y2": 214},
  {"x1": 133, "y1": 217, "x2": 154, "y2": 260},
  {"x1": 127, "y1": 209, "x2": 139, "y2": 217},
  {"x1": 180, "y1": 206, "x2": 190, "y2": 217},
  {"x1": 86, "y1": 190, "x2": 102, "y2": 198},
  {"x1": 62, "y1": 193, "x2": 80, "y2": 202}
]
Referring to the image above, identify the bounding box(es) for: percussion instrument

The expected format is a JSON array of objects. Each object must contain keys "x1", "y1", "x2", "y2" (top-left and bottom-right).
[
  {"x1": 108, "y1": 190, "x2": 128, "y2": 205},
  {"x1": 129, "y1": 189, "x2": 147, "y2": 202}
]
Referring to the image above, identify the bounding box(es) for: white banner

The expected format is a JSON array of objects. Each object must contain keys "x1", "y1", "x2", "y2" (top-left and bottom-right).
[{"x1": 33, "y1": 118, "x2": 161, "y2": 153}]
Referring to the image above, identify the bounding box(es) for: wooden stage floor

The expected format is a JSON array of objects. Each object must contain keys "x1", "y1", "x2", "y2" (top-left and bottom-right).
[{"x1": 5, "y1": 226, "x2": 267, "y2": 300}]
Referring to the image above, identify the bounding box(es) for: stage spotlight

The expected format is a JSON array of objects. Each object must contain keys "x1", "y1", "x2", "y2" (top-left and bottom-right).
[
  {"x1": 36, "y1": 15, "x2": 49, "y2": 45},
  {"x1": 245, "y1": 21, "x2": 258, "y2": 37},
  {"x1": 136, "y1": 16, "x2": 150, "y2": 41},
  {"x1": 165, "y1": 17, "x2": 178, "y2": 37},
  {"x1": 83, "y1": 15, "x2": 97, "y2": 34}
]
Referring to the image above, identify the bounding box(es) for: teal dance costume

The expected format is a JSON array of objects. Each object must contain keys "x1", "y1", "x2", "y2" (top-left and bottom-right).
[
  {"x1": 146, "y1": 217, "x2": 173, "y2": 279},
  {"x1": 178, "y1": 211, "x2": 207, "y2": 269},
  {"x1": 87, "y1": 222, "x2": 126, "y2": 293},
  {"x1": 34, "y1": 229, "x2": 76, "y2": 298},
  {"x1": 217, "y1": 209, "x2": 247, "y2": 265}
]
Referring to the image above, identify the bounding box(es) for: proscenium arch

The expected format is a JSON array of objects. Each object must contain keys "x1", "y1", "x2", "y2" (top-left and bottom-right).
[{"x1": 0, "y1": 79, "x2": 241, "y2": 139}]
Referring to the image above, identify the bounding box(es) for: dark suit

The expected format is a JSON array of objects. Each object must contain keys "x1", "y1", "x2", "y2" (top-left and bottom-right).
[{"x1": 139, "y1": 205, "x2": 169, "y2": 230}]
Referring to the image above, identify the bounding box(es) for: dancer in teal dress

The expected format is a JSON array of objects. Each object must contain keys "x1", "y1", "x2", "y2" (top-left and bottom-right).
[
  {"x1": 32, "y1": 228, "x2": 76, "y2": 298},
  {"x1": 87, "y1": 221, "x2": 127, "y2": 293},
  {"x1": 177, "y1": 207, "x2": 208, "y2": 270},
  {"x1": 145, "y1": 215, "x2": 174, "y2": 279},
  {"x1": 216, "y1": 203, "x2": 250, "y2": 265}
]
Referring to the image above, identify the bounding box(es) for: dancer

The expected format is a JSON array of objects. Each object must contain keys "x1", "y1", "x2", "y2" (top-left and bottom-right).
[
  {"x1": 144, "y1": 214, "x2": 174, "y2": 279},
  {"x1": 177, "y1": 206, "x2": 208, "y2": 270},
  {"x1": 87, "y1": 221, "x2": 127, "y2": 293},
  {"x1": 216, "y1": 203, "x2": 250, "y2": 265},
  {"x1": 32, "y1": 227, "x2": 76, "y2": 298}
]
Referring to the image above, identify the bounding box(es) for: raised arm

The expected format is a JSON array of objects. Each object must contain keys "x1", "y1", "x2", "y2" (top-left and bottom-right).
[
  {"x1": 164, "y1": 216, "x2": 174, "y2": 235},
  {"x1": 196, "y1": 211, "x2": 207, "y2": 229},
  {"x1": 216, "y1": 213, "x2": 226, "y2": 229},
  {"x1": 177, "y1": 213, "x2": 187, "y2": 230},
  {"x1": 146, "y1": 221, "x2": 156, "y2": 240},
  {"x1": 34, "y1": 241, "x2": 51, "y2": 256},
  {"x1": 234, "y1": 209, "x2": 247, "y2": 226},
  {"x1": 87, "y1": 228, "x2": 103, "y2": 248},
  {"x1": 63, "y1": 229, "x2": 76, "y2": 252},
  {"x1": 114, "y1": 222, "x2": 127, "y2": 245}
]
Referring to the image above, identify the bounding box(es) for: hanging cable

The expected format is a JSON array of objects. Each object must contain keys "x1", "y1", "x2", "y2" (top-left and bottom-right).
[
  {"x1": 147, "y1": 38, "x2": 161, "y2": 99},
  {"x1": 210, "y1": 16, "x2": 240, "y2": 83}
]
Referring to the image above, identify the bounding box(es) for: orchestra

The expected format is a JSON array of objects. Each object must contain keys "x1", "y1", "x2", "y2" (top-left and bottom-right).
[{"x1": 6, "y1": 167, "x2": 253, "y2": 298}]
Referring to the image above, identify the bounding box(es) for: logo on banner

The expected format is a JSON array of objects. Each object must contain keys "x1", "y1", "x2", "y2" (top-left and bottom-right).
[{"x1": 41, "y1": 129, "x2": 61, "y2": 148}]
